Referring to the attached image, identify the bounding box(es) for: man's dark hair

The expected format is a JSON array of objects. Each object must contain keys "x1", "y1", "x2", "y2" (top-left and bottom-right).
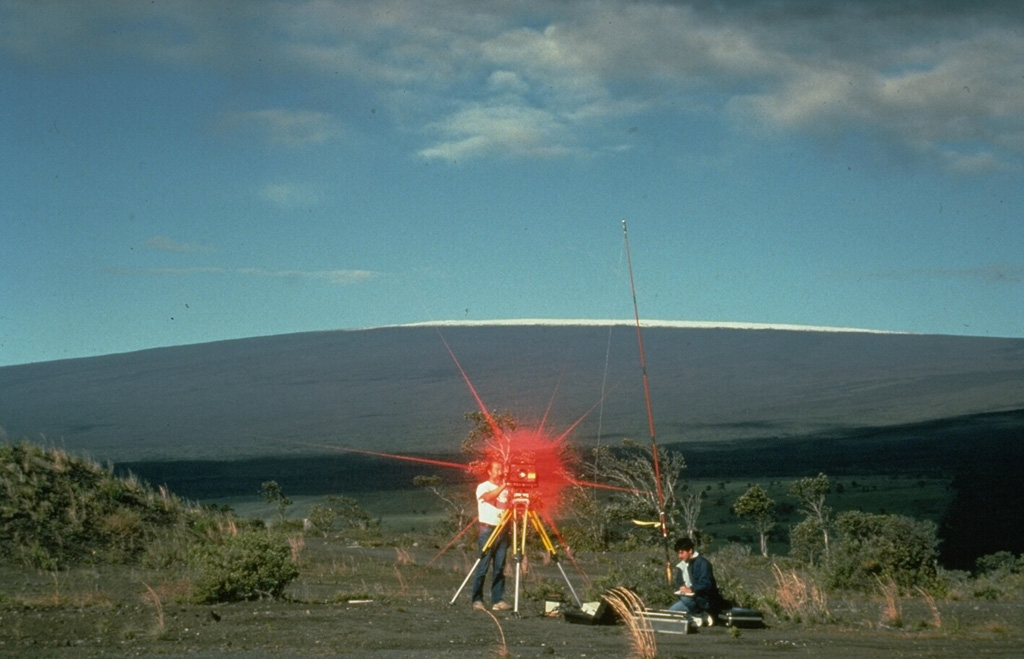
[{"x1": 674, "y1": 537, "x2": 695, "y2": 552}]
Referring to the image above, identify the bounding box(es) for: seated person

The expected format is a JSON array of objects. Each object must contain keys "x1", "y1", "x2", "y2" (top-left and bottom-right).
[{"x1": 668, "y1": 537, "x2": 722, "y2": 625}]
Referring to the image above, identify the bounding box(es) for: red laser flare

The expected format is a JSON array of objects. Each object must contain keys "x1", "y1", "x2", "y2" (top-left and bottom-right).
[
  {"x1": 293, "y1": 441, "x2": 470, "y2": 471},
  {"x1": 436, "y1": 330, "x2": 506, "y2": 440},
  {"x1": 482, "y1": 426, "x2": 578, "y2": 518},
  {"x1": 317, "y1": 330, "x2": 621, "y2": 568}
]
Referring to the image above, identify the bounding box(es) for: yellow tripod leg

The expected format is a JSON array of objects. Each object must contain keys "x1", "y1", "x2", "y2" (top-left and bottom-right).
[
  {"x1": 449, "y1": 509, "x2": 514, "y2": 605},
  {"x1": 526, "y1": 510, "x2": 582, "y2": 607}
]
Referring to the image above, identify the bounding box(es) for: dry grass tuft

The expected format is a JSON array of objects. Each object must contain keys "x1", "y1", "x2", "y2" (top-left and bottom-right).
[
  {"x1": 393, "y1": 565, "x2": 407, "y2": 593},
  {"x1": 916, "y1": 585, "x2": 941, "y2": 629},
  {"x1": 394, "y1": 547, "x2": 413, "y2": 565},
  {"x1": 288, "y1": 534, "x2": 305, "y2": 565},
  {"x1": 481, "y1": 608, "x2": 508, "y2": 657},
  {"x1": 772, "y1": 564, "x2": 831, "y2": 623},
  {"x1": 976, "y1": 620, "x2": 1011, "y2": 635},
  {"x1": 876, "y1": 575, "x2": 903, "y2": 628},
  {"x1": 149, "y1": 579, "x2": 193, "y2": 603},
  {"x1": 141, "y1": 582, "x2": 165, "y2": 635},
  {"x1": 21, "y1": 588, "x2": 114, "y2": 609},
  {"x1": 603, "y1": 587, "x2": 657, "y2": 659},
  {"x1": 158, "y1": 484, "x2": 173, "y2": 511}
]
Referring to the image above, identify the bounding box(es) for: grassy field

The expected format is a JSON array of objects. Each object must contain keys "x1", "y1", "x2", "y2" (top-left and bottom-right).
[
  {"x1": 212, "y1": 473, "x2": 954, "y2": 563},
  {"x1": 117, "y1": 408, "x2": 1024, "y2": 569},
  {"x1": 3, "y1": 439, "x2": 1023, "y2": 658},
  {"x1": 3, "y1": 527, "x2": 1023, "y2": 658}
]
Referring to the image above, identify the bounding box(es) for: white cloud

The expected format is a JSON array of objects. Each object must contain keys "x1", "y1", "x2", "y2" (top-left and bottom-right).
[
  {"x1": 228, "y1": 109, "x2": 343, "y2": 147},
  {"x1": 108, "y1": 265, "x2": 376, "y2": 284},
  {"x1": 105, "y1": 266, "x2": 225, "y2": 276},
  {"x1": 258, "y1": 182, "x2": 321, "y2": 209},
  {"x1": 866, "y1": 265, "x2": 1023, "y2": 284},
  {"x1": 5, "y1": 0, "x2": 1023, "y2": 170},
  {"x1": 940, "y1": 149, "x2": 1009, "y2": 176},
  {"x1": 719, "y1": 12, "x2": 1024, "y2": 172},
  {"x1": 419, "y1": 104, "x2": 573, "y2": 161},
  {"x1": 236, "y1": 268, "x2": 377, "y2": 284},
  {"x1": 146, "y1": 235, "x2": 212, "y2": 253},
  {"x1": 487, "y1": 70, "x2": 529, "y2": 95}
]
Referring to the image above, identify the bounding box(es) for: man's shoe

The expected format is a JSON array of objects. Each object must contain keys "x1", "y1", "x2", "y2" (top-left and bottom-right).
[
  {"x1": 704, "y1": 613, "x2": 715, "y2": 627},
  {"x1": 492, "y1": 601, "x2": 513, "y2": 611},
  {"x1": 473, "y1": 601, "x2": 487, "y2": 611},
  {"x1": 690, "y1": 615, "x2": 703, "y2": 627}
]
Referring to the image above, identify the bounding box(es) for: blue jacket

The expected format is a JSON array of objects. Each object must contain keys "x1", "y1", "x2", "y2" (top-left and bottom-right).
[{"x1": 673, "y1": 554, "x2": 722, "y2": 612}]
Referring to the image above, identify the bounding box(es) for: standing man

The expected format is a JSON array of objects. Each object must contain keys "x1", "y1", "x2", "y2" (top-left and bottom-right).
[
  {"x1": 669, "y1": 537, "x2": 722, "y2": 626},
  {"x1": 471, "y1": 460, "x2": 512, "y2": 611}
]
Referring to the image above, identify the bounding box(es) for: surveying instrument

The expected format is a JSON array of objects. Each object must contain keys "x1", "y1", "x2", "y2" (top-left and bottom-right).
[{"x1": 450, "y1": 455, "x2": 582, "y2": 615}]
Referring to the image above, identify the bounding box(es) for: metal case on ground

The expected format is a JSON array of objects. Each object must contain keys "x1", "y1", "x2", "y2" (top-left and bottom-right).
[{"x1": 636, "y1": 609, "x2": 692, "y2": 634}]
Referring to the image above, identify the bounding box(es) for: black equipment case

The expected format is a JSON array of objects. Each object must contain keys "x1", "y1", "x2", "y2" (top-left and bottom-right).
[
  {"x1": 718, "y1": 606, "x2": 764, "y2": 628},
  {"x1": 563, "y1": 599, "x2": 619, "y2": 625}
]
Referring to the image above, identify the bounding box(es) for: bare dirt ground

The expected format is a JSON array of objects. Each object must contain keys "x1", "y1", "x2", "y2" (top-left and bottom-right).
[{"x1": 2, "y1": 543, "x2": 1023, "y2": 658}]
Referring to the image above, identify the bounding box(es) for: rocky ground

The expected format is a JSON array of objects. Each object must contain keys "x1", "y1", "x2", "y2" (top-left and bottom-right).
[{"x1": 2, "y1": 543, "x2": 1023, "y2": 658}]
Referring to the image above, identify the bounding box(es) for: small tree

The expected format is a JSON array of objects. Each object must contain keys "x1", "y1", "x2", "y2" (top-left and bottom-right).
[
  {"x1": 327, "y1": 495, "x2": 376, "y2": 531},
  {"x1": 589, "y1": 440, "x2": 687, "y2": 543},
  {"x1": 679, "y1": 492, "x2": 703, "y2": 542},
  {"x1": 306, "y1": 502, "x2": 338, "y2": 538},
  {"x1": 461, "y1": 410, "x2": 517, "y2": 456},
  {"x1": 790, "y1": 473, "x2": 832, "y2": 560},
  {"x1": 560, "y1": 483, "x2": 611, "y2": 551},
  {"x1": 260, "y1": 480, "x2": 292, "y2": 524},
  {"x1": 733, "y1": 484, "x2": 776, "y2": 557},
  {"x1": 413, "y1": 475, "x2": 472, "y2": 536}
]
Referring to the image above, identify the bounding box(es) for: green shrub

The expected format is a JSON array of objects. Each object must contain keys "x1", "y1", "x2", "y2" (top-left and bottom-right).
[
  {"x1": 709, "y1": 543, "x2": 764, "y2": 608},
  {"x1": 99, "y1": 508, "x2": 144, "y2": 556},
  {"x1": 326, "y1": 495, "x2": 376, "y2": 531},
  {"x1": 0, "y1": 441, "x2": 189, "y2": 568},
  {"x1": 589, "y1": 553, "x2": 676, "y2": 607},
  {"x1": 306, "y1": 503, "x2": 338, "y2": 537},
  {"x1": 521, "y1": 576, "x2": 569, "y2": 602},
  {"x1": 191, "y1": 530, "x2": 299, "y2": 603},
  {"x1": 557, "y1": 487, "x2": 611, "y2": 552},
  {"x1": 957, "y1": 552, "x2": 1024, "y2": 601},
  {"x1": 826, "y1": 510, "x2": 938, "y2": 590},
  {"x1": 975, "y1": 551, "x2": 1022, "y2": 575},
  {"x1": 789, "y1": 518, "x2": 828, "y2": 566}
]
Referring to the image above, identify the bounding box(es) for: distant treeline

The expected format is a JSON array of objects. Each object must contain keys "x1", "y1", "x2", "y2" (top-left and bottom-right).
[{"x1": 118, "y1": 409, "x2": 1024, "y2": 569}]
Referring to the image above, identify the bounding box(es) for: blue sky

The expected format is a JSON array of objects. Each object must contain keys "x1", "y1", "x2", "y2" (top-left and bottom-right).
[{"x1": 2, "y1": 1, "x2": 1022, "y2": 366}]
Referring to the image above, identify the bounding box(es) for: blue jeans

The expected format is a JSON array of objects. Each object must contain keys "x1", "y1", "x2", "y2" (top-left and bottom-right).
[
  {"x1": 470, "y1": 525, "x2": 508, "y2": 604},
  {"x1": 669, "y1": 595, "x2": 708, "y2": 614}
]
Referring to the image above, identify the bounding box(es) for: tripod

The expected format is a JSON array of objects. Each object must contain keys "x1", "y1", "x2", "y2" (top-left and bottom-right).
[{"x1": 450, "y1": 494, "x2": 582, "y2": 614}]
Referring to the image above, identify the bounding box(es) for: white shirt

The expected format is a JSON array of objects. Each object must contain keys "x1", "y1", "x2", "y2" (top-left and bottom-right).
[
  {"x1": 476, "y1": 480, "x2": 508, "y2": 526},
  {"x1": 676, "y1": 560, "x2": 692, "y2": 588},
  {"x1": 677, "y1": 552, "x2": 700, "y2": 590}
]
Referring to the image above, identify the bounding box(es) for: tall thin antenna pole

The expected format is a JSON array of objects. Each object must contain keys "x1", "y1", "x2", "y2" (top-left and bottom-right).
[{"x1": 621, "y1": 220, "x2": 672, "y2": 582}]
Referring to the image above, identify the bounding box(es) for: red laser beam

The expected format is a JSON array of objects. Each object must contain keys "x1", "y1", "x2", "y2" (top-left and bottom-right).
[
  {"x1": 308, "y1": 329, "x2": 625, "y2": 559},
  {"x1": 426, "y1": 516, "x2": 480, "y2": 568},
  {"x1": 538, "y1": 510, "x2": 592, "y2": 588},
  {"x1": 292, "y1": 441, "x2": 470, "y2": 471},
  {"x1": 432, "y1": 328, "x2": 604, "y2": 520},
  {"x1": 537, "y1": 363, "x2": 568, "y2": 435},
  {"x1": 566, "y1": 477, "x2": 645, "y2": 496},
  {"x1": 297, "y1": 327, "x2": 649, "y2": 599},
  {"x1": 435, "y1": 330, "x2": 505, "y2": 440}
]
